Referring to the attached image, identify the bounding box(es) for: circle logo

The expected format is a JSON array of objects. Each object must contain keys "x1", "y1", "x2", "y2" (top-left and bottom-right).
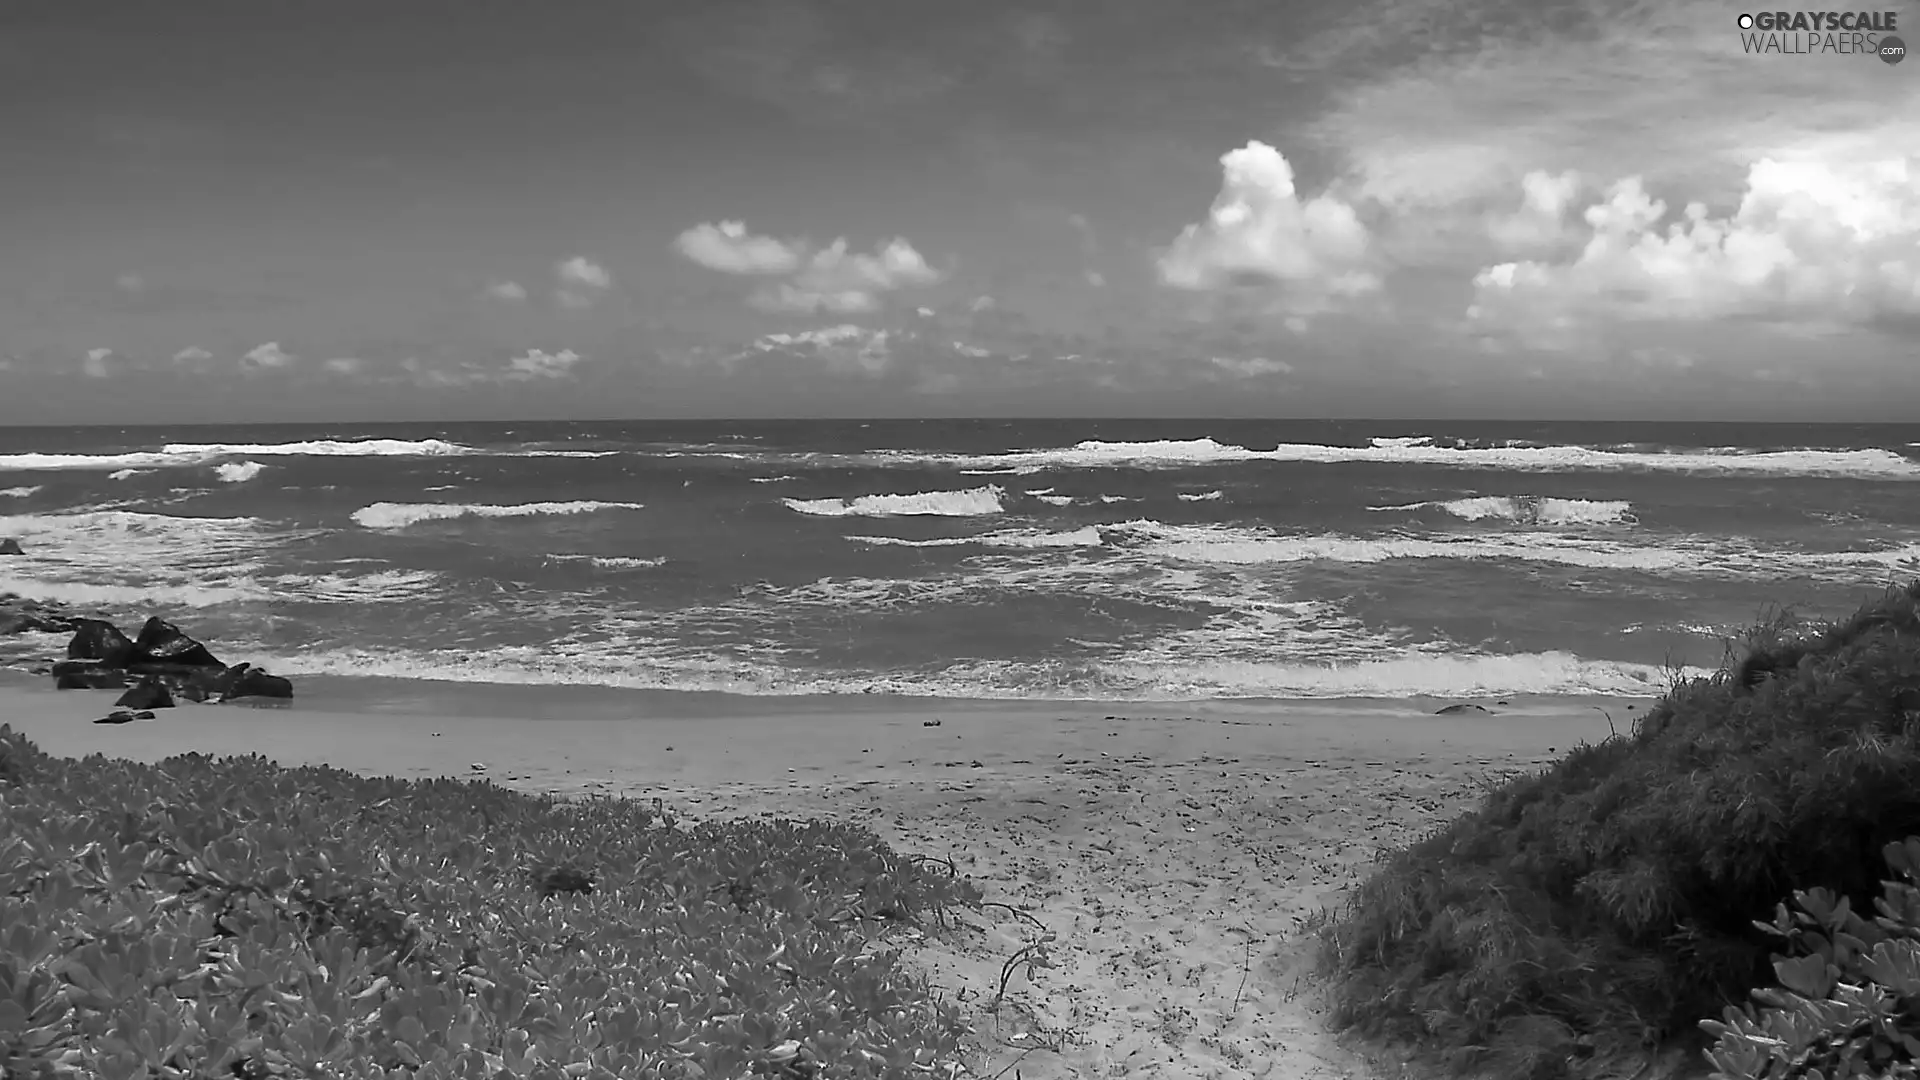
[
  {"x1": 1882, "y1": 34, "x2": 1907, "y2": 64},
  {"x1": 1737, "y1": 13, "x2": 1754, "y2": 29}
]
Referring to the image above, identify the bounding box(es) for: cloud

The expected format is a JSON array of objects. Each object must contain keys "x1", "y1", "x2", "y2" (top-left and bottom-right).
[
  {"x1": 1468, "y1": 157, "x2": 1920, "y2": 338},
  {"x1": 740, "y1": 325, "x2": 893, "y2": 375},
  {"x1": 675, "y1": 221, "x2": 803, "y2": 274},
  {"x1": 81, "y1": 348, "x2": 114, "y2": 379},
  {"x1": 171, "y1": 346, "x2": 212, "y2": 363},
  {"x1": 1307, "y1": 1, "x2": 1920, "y2": 215},
  {"x1": 1208, "y1": 356, "x2": 1295, "y2": 378},
  {"x1": 242, "y1": 342, "x2": 296, "y2": 370},
  {"x1": 557, "y1": 257, "x2": 611, "y2": 290},
  {"x1": 554, "y1": 257, "x2": 612, "y2": 309},
  {"x1": 323, "y1": 357, "x2": 366, "y2": 375},
  {"x1": 1158, "y1": 141, "x2": 1379, "y2": 312},
  {"x1": 1488, "y1": 170, "x2": 1584, "y2": 255},
  {"x1": 504, "y1": 348, "x2": 584, "y2": 380},
  {"x1": 115, "y1": 274, "x2": 145, "y2": 293},
  {"x1": 676, "y1": 220, "x2": 943, "y2": 313},
  {"x1": 485, "y1": 281, "x2": 528, "y2": 301}
]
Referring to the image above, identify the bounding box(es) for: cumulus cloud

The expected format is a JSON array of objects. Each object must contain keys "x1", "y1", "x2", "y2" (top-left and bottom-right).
[
  {"x1": 81, "y1": 348, "x2": 114, "y2": 379},
  {"x1": 675, "y1": 220, "x2": 943, "y2": 313},
  {"x1": 558, "y1": 257, "x2": 611, "y2": 290},
  {"x1": 242, "y1": 342, "x2": 296, "y2": 370},
  {"x1": 1158, "y1": 141, "x2": 1379, "y2": 311},
  {"x1": 172, "y1": 346, "x2": 212, "y2": 363},
  {"x1": 1488, "y1": 170, "x2": 1583, "y2": 255},
  {"x1": 1468, "y1": 157, "x2": 1920, "y2": 337},
  {"x1": 485, "y1": 281, "x2": 528, "y2": 301},
  {"x1": 504, "y1": 348, "x2": 584, "y2": 380},
  {"x1": 323, "y1": 357, "x2": 366, "y2": 375},
  {"x1": 675, "y1": 221, "x2": 803, "y2": 274}
]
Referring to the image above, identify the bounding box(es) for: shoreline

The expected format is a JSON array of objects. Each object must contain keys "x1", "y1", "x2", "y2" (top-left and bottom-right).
[{"x1": 0, "y1": 673, "x2": 1631, "y2": 1078}]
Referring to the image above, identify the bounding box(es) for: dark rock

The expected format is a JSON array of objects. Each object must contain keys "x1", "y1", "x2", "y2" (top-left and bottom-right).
[
  {"x1": 130, "y1": 617, "x2": 222, "y2": 669},
  {"x1": 115, "y1": 678, "x2": 174, "y2": 710},
  {"x1": 52, "y1": 659, "x2": 117, "y2": 677},
  {"x1": 0, "y1": 538, "x2": 22, "y2": 556},
  {"x1": 56, "y1": 669, "x2": 129, "y2": 690},
  {"x1": 218, "y1": 664, "x2": 293, "y2": 701},
  {"x1": 1434, "y1": 703, "x2": 1492, "y2": 715},
  {"x1": 132, "y1": 710, "x2": 156, "y2": 720},
  {"x1": 92, "y1": 710, "x2": 137, "y2": 725},
  {"x1": 67, "y1": 619, "x2": 135, "y2": 667}
]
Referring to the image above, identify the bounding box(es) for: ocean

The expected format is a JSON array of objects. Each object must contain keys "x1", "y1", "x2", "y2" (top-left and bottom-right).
[{"x1": 1, "y1": 419, "x2": 1916, "y2": 702}]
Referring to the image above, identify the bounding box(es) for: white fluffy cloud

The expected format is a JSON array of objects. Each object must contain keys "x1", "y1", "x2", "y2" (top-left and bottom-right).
[
  {"x1": 675, "y1": 220, "x2": 943, "y2": 313},
  {"x1": 675, "y1": 221, "x2": 803, "y2": 274},
  {"x1": 554, "y1": 258, "x2": 612, "y2": 309},
  {"x1": 1158, "y1": 142, "x2": 1378, "y2": 312},
  {"x1": 486, "y1": 281, "x2": 528, "y2": 301},
  {"x1": 81, "y1": 348, "x2": 114, "y2": 378},
  {"x1": 1488, "y1": 170, "x2": 1583, "y2": 254},
  {"x1": 172, "y1": 346, "x2": 212, "y2": 363},
  {"x1": 504, "y1": 348, "x2": 584, "y2": 380},
  {"x1": 242, "y1": 342, "x2": 296, "y2": 370},
  {"x1": 1469, "y1": 157, "x2": 1920, "y2": 335},
  {"x1": 323, "y1": 357, "x2": 366, "y2": 375}
]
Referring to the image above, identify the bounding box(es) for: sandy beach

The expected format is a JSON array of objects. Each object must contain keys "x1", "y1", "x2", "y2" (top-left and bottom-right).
[{"x1": 0, "y1": 673, "x2": 1635, "y2": 1079}]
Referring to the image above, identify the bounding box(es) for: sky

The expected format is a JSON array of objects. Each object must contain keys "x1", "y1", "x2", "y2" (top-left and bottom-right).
[{"x1": 2, "y1": 0, "x2": 1917, "y2": 423}]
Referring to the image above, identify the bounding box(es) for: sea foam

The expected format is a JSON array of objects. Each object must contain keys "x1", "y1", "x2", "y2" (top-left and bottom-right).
[{"x1": 215, "y1": 461, "x2": 267, "y2": 483}]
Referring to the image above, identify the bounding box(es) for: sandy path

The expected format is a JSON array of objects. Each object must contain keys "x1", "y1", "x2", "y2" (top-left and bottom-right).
[{"x1": 0, "y1": 679, "x2": 1625, "y2": 1079}]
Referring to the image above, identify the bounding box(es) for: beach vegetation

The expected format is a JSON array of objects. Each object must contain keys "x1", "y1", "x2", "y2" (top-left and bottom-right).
[
  {"x1": 1317, "y1": 581, "x2": 1920, "y2": 1080},
  {"x1": 0, "y1": 730, "x2": 981, "y2": 1078}
]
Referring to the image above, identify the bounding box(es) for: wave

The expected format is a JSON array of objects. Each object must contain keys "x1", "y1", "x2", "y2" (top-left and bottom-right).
[
  {"x1": 749, "y1": 476, "x2": 796, "y2": 483},
  {"x1": 0, "y1": 576, "x2": 263, "y2": 608},
  {"x1": 920, "y1": 436, "x2": 1920, "y2": 479},
  {"x1": 351, "y1": 500, "x2": 647, "y2": 529},
  {"x1": 782, "y1": 485, "x2": 1004, "y2": 518},
  {"x1": 1369, "y1": 496, "x2": 1636, "y2": 526},
  {"x1": 215, "y1": 461, "x2": 266, "y2": 483},
  {"x1": 1098, "y1": 495, "x2": 1138, "y2": 504},
  {"x1": 161, "y1": 438, "x2": 470, "y2": 458},
  {"x1": 0, "y1": 438, "x2": 472, "y2": 472},
  {"x1": 1034, "y1": 494, "x2": 1074, "y2": 507},
  {"x1": 547, "y1": 554, "x2": 668, "y2": 569},
  {"x1": 265, "y1": 568, "x2": 443, "y2": 603},
  {"x1": 1178, "y1": 490, "x2": 1223, "y2": 502},
  {"x1": 246, "y1": 643, "x2": 1701, "y2": 700},
  {"x1": 0, "y1": 486, "x2": 40, "y2": 498},
  {"x1": 851, "y1": 526, "x2": 1105, "y2": 549},
  {"x1": 108, "y1": 469, "x2": 144, "y2": 481}
]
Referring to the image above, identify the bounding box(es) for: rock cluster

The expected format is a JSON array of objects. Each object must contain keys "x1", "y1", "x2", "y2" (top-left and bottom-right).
[{"x1": 52, "y1": 616, "x2": 293, "y2": 703}]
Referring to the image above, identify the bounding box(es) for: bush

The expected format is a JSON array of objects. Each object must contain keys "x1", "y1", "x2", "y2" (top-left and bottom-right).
[
  {"x1": 1317, "y1": 581, "x2": 1920, "y2": 1080},
  {"x1": 1701, "y1": 836, "x2": 1920, "y2": 1080},
  {"x1": 0, "y1": 727, "x2": 982, "y2": 1079}
]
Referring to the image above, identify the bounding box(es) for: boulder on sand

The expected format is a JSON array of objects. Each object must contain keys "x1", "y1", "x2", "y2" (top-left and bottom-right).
[
  {"x1": 130, "y1": 617, "x2": 223, "y2": 669},
  {"x1": 67, "y1": 619, "x2": 136, "y2": 667},
  {"x1": 0, "y1": 538, "x2": 23, "y2": 555},
  {"x1": 215, "y1": 663, "x2": 294, "y2": 701},
  {"x1": 115, "y1": 677, "x2": 174, "y2": 711}
]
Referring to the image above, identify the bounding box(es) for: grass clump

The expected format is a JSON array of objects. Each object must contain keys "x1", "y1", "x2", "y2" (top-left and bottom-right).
[
  {"x1": 0, "y1": 731, "x2": 982, "y2": 1078},
  {"x1": 1318, "y1": 581, "x2": 1920, "y2": 1080}
]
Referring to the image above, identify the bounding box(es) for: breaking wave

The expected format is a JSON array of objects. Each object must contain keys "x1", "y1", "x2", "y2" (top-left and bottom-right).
[
  {"x1": 783, "y1": 485, "x2": 1005, "y2": 518},
  {"x1": 350, "y1": 500, "x2": 647, "y2": 529},
  {"x1": 1369, "y1": 496, "x2": 1637, "y2": 526},
  {"x1": 215, "y1": 461, "x2": 267, "y2": 483}
]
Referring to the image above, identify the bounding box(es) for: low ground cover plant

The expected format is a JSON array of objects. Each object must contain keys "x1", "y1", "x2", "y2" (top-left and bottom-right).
[
  {"x1": 1318, "y1": 581, "x2": 1920, "y2": 1080},
  {"x1": 0, "y1": 730, "x2": 981, "y2": 1078}
]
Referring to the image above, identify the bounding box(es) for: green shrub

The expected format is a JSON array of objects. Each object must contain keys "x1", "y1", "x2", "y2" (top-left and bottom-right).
[
  {"x1": 0, "y1": 729, "x2": 982, "y2": 1079},
  {"x1": 1318, "y1": 581, "x2": 1920, "y2": 1080},
  {"x1": 1700, "y1": 837, "x2": 1920, "y2": 1080}
]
